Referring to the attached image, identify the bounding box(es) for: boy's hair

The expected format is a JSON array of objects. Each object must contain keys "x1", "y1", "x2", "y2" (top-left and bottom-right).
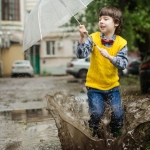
[{"x1": 98, "y1": 6, "x2": 123, "y2": 35}]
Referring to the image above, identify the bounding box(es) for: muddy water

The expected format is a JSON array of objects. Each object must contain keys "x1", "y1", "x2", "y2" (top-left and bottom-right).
[{"x1": 46, "y1": 92, "x2": 150, "y2": 150}]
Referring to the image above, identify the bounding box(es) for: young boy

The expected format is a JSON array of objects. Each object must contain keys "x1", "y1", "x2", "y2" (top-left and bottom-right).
[{"x1": 76, "y1": 6, "x2": 128, "y2": 138}]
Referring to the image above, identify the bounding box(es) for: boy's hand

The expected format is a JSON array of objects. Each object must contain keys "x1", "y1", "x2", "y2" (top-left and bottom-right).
[
  {"x1": 100, "y1": 48, "x2": 109, "y2": 58},
  {"x1": 79, "y1": 25, "x2": 88, "y2": 38},
  {"x1": 99, "y1": 48, "x2": 114, "y2": 61}
]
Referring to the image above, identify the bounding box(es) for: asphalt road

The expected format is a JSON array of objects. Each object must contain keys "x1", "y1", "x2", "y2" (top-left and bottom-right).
[
  {"x1": 0, "y1": 75, "x2": 86, "y2": 109},
  {"x1": 0, "y1": 75, "x2": 86, "y2": 150},
  {"x1": 0, "y1": 75, "x2": 149, "y2": 110}
]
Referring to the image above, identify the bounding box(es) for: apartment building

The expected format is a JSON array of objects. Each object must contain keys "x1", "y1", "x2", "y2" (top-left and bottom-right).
[
  {"x1": 0, "y1": 0, "x2": 34, "y2": 76},
  {"x1": 0, "y1": 0, "x2": 79, "y2": 76}
]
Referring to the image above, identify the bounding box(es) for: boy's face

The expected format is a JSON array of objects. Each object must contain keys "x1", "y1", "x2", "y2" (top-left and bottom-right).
[{"x1": 98, "y1": 15, "x2": 119, "y2": 36}]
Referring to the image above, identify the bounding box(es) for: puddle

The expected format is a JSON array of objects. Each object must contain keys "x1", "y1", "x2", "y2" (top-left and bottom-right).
[
  {"x1": 46, "y1": 92, "x2": 150, "y2": 150},
  {"x1": 1, "y1": 90, "x2": 150, "y2": 149},
  {"x1": 0, "y1": 108, "x2": 61, "y2": 150}
]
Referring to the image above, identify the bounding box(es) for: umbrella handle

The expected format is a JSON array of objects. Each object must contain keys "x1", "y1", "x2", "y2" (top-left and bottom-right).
[
  {"x1": 76, "y1": 23, "x2": 101, "y2": 52},
  {"x1": 59, "y1": 0, "x2": 100, "y2": 51},
  {"x1": 84, "y1": 32, "x2": 101, "y2": 52},
  {"x1": 73, "y1": 15, "x2": 81, "y2": 26},
  {"x1": 61, "y1": 0, "x2": 100, "y2": 51}
]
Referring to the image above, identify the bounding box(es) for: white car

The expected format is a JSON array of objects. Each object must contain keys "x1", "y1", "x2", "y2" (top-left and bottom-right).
[
  {"x1": 66, "y1": 57, "x2": 90, "y2": 78},
  {"x1": 118, "y1": 68, "x2": 128, "y2": 76},
  {"x1": 11, "y1": 60, "x2": 34, "y2": 77},
  {"x1": 66, "y1": 57, "x2": 127, "y2": 78}
]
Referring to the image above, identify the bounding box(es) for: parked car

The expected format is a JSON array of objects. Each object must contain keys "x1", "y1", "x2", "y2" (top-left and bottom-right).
[
  {"x1": 66, "y1": 57, "x2": 90, "y2": 78},
  {"x1": 118, "y1": 68, "x2": 128, "y2": 76},
  {"x1": 11, "y1": 60, "x2": 34, "y2": 77},
  {"x1": 139, "y1": 52, "x2": 150, "y2": 93},
  {"x1": 127, "y1": 59, "x2": 141, "y2": 75},
  {"x1": 66, "y1": 57, "x2": 127, "y2": 78}
]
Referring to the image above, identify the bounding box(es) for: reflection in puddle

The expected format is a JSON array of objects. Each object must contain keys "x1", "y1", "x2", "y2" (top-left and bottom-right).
[
  {"x1": 0, "y1": 108, "x2": 61, "y2": 149},
  {"x1": 0, "y1": 108, "x2": 51, "y2": 122},
  {"x1": 46, "y1": 92, "x2": 150, "y2": 150}
]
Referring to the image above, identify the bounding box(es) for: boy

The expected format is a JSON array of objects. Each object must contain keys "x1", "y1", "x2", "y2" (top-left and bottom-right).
[{"x1": 76, "y1": 6, "x2": 128, "y2": 138}]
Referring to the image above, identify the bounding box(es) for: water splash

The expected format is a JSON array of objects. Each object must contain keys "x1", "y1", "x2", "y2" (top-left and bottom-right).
[{"x1": 46, "y1": 92, "x2": 150, "y2": 150}]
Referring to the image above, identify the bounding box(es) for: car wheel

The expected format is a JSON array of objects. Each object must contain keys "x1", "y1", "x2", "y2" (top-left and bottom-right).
[
  {"x1": 27, "y1": 74, "x2": 32, "y2": 77},
  {"x1": 11, "y1": 74, "x2": 15, "y2": 77},
  {"x1": 118, "y1": 69, "x2": 123, "y2": 77},
  {"x1": 11, "y1": 74, "x2": 17, "y2": 78},
  {"x1": 78, "y1": 69, "x2": 88, "y2": 78},
  {"x1": 73, "y1": 74, "x2": 79, "y2": 78},
  {"x1": 140, "y1": 80, "x2": 149, "y2": 93}
]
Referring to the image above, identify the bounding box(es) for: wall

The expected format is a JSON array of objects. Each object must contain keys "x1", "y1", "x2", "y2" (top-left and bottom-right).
[
  {"x1": 40, "y1": 30, "x2": 79, "y2": 75},
  {"x1": 26, "y1": 0, "x2": 38, "y2": 11},
  {"x1": 1, "y1": 45, "x2": 24, "y2": 76}
]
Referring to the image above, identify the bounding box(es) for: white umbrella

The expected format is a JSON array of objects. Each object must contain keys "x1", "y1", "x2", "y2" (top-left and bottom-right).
[{"x1": 23, "y1": 0, "x2": 93, "y2": 52}]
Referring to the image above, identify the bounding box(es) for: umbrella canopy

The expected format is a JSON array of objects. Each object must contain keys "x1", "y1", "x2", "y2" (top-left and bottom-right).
[{"x1": 23, "y1": 0, "x2": 93, "y2": 52}]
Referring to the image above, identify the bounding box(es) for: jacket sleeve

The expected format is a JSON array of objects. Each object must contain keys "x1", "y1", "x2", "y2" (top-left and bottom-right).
[
  {"x1": 111, "y1": 45, "x2": 128, "y2": 70},
  {"x1": 76, "y1": 37, "x2": 93, "y2": 58}
]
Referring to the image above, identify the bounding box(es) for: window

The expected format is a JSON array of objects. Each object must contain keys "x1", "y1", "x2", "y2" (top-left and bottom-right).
[
  {"x1": 46, "y1": 41, "x2": 55, "y2": 55},
  {"x1": 72, "y1": 40, "x2": 78, "y2": 54},
  {"x1": 14, "y1": 61, "x2": 29, "y2": 65},
  {"x1": 2, "y1": 0, "x2": 20, "y2": 21},
  {"x1": 85, "y1": 57, "x2": 90, "y2": 62}
]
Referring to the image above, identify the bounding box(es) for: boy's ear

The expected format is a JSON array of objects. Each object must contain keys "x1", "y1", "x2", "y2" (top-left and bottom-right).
[
  {"x1": 114, "y1": 19, "x2": 120, "y2": 27},
  {"x1": 115, "y1": 23, "x2": 119, "y2": 27}
]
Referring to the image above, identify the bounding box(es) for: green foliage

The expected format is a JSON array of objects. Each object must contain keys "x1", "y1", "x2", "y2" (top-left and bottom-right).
[
  {"x1": 23, "y1": 121, "x2": 27, "y2": 125},
  {"x1": 69, "y1": 0, "x2": 116, "y2": 32},
  {"x1": 120, "y1": 74, "x2": 140, "y2": 86},
  {"x1": 42, "y1": 69, "x2": 51, "y2": 76},
  {"x1": 122, "y1": 4, "x2": 150, "y2": 50},
  {"x1": 67, "y1": 0, "x2": 150, "y2": 52},
  {"x1": 121, "y1": 6, "x2": 138, "y2": 50}
]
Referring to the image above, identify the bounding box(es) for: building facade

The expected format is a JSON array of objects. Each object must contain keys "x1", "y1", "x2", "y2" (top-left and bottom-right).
[
  {"x1": 0, "y1": 0, "x2": 25, "y2": 76},
  {"x1": 35, "y1": 28, "x2": 79, "y2": 75},
  {"x1": 0, "y1": 0, "x2": 79, "y2": 76}
]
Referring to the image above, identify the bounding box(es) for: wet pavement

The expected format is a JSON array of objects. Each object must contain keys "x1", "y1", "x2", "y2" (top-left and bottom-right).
[
  {"x1": 0, "y1": 75, "x2": 150, "y2": 149},
  {"x1": 0, "y1": 75, "x2": 86, "y2": 149},
  {"x1": 0, "y1": 76, "x2": 87, "y2": 110}
]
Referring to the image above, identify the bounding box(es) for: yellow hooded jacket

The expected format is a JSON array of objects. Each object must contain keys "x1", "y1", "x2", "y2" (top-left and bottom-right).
[{"x1": 85, "y1": 32, "x2": 127, "y2": 90}]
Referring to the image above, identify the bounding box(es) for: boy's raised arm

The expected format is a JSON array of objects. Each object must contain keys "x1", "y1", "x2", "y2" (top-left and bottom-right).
[{"x1": 78, "y1": 25, "x2": 88, "y2": 44}]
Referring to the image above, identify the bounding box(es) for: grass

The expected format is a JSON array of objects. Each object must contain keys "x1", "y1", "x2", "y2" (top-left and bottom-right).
[{"x1": 120, "y1": 74, "x2": 140, "y2": 86}]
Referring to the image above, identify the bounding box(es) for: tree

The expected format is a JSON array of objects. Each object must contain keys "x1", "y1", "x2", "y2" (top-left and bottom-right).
[
  {"x1": 69, "y1": 0, "x2": 150, "y2": 52},
  {"x1": 122, "y1": 0, "x2": 150, "y2": 52}
]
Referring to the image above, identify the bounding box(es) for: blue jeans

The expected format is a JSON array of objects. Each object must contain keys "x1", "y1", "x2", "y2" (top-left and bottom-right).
[{"x1": 87, "y1": 86, "x2": 124, "y2": 130}]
